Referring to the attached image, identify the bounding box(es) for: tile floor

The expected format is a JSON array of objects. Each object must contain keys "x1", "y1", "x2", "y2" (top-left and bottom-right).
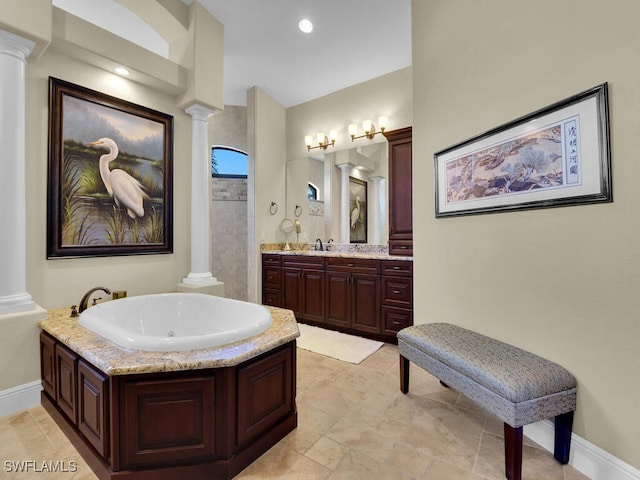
[{"x1": 0, "y1": 344, "x2": 590, "y2": 479}]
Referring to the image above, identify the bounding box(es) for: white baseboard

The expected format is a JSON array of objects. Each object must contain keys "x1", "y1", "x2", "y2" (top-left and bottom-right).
[
  {"x1": 0, "y1": 381, "x2": 42, "y2": 417},
  {"x1": 524, "y1": 420, "x2": 640, "y2": 480}
]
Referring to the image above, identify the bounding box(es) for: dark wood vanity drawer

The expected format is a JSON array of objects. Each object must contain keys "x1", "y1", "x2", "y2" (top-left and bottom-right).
[
  {"x1": 282, "y1": 255, "x2": 325, "y2": 270},
  {"x1": 325, "y1": 257, "x2": 380, "y2": 274},
  {"x1": 262, "y1": 254, "x2": 282, "y2": 266},
  {"x1": 263, "y1": 267, "x2": 282, "y2": 289},
  {"x1": 381, "y1": 276, "x2": 412, "y2": 308},
  {"x1": 389, "y1": 240, "x2": 413, "y2": 256},
  {"x1": 263, "y1": 289, "x2": 282, "y2": 307},
  {"x1": 381, "y1": 260, "x2": 413, "y2": 277},
  {"x1": 382, "y1": 306, "x2": 413, "y2": 335}
]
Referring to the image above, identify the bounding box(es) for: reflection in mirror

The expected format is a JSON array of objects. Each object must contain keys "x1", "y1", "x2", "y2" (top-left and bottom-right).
[{"x1": 287, "y1": 142, "x2": 388, "y2": 245}]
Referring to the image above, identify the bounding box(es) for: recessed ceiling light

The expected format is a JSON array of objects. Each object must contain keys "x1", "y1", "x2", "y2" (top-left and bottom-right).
[
  {"x1": 115, "y1": 67, "x2": 130, "y2": 76},
  {"x1": 298, "y1": 19, "x2": 313, "y2": 34}
]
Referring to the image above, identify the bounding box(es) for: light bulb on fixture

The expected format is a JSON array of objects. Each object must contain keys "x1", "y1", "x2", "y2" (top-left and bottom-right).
[
  {"x1": 350, "y1": 115, "x2": 389, "y2": 141},
  {"x1": 305, "y1": 129, "x2": 337, "y2": 151}
]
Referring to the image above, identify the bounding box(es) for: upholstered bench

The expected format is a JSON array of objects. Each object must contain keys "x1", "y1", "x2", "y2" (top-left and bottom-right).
[{"x1": 397, "y1": 323, "x2": 577, "y2": 480}]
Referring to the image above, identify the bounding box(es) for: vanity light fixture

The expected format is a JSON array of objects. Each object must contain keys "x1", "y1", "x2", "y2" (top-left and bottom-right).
[
  {"x1": 305, "y1": 130, "x2": 337, "y2": 151},
  {"x1": 349, "y1": 116, "x2": 388, "y2": 141}
]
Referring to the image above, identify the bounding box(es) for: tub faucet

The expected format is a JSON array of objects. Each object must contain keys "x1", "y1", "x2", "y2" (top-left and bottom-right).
[
  {"x1": 78, "y1": 287, "x2": 112, "y2": 313},
  {"x1": 314, "y1": 238, "x2": 323, "y2": 251}
]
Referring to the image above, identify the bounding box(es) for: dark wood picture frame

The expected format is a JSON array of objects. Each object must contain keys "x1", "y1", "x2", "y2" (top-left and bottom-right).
[
  {"x1": 434, "y1": 83, "x2": 611, "y2": 217},
  {"x1": 47, "y1": 77, "x2": 173, "y2": 258}
]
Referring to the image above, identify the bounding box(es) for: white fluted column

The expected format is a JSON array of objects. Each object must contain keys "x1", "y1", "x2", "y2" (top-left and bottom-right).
[
  {"x1": 369, "y1": 176, "x2": 385, "y2": 245},
  {"x1": 338, "y1": 164, "x2": 351, "y2": 243},
  {"x1": 0, "y1": 29, "x2": 36, "y2": 315},
  {"x1": 182, "y1": 104, "x2": 218, "y2": 286}
]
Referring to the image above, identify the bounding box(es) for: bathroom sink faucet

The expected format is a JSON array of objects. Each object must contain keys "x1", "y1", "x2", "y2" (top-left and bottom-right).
[
  {"x1": 78, "y1": 286, "x2": 112, "y2": 313},
  {"x1": 326, "y1": 238, "x2": 334, "y2": 251},
  {"x1": 315, "y1": 238, "x2": 323, "y2": 251}
]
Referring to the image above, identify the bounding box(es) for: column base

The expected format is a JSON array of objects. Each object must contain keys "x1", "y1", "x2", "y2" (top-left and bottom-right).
[
  {"x1": 0, "y1": 292, "x2": 37, "y2": 316},
  {"x1": 177, "y1": 279, "x2": 225, "y2": 297}
]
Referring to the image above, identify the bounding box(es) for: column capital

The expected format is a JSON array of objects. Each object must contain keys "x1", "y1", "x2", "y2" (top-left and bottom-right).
[
  {"x1": 337, "y1": 163, "x2": 351, "y2": 172},
  {"x1": 184, "y1": 104, "x2": 218, "y2": 121},
  {"x1": 0, "y1": 29, "x2": 35, "y2": 62}
]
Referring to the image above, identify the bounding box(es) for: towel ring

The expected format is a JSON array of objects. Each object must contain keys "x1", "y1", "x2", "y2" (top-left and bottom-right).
[
  {"x1": 294, "y1": 204, "x2": 302, "y2": 217},
  {"x1": 269, "y1": 202, "x2": 278, "y2": 215}
]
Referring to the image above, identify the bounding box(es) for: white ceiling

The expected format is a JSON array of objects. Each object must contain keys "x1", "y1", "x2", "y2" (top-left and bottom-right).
[
  {"x1": 195, "y1": 0, "x2": 412, "y2": 107},
  {"x1": 54, "y1": 0, "x2": 412, "y2": 108}
]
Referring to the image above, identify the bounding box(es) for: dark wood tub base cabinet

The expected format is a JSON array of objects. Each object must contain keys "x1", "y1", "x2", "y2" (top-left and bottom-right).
[{"x1": 40, "y1": 332, "x2": 297, "y2": 480}]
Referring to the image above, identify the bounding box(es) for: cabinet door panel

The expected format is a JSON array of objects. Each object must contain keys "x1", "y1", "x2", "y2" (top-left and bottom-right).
[
  {"x1": 302, "y1": 270, "x2": 325, "y2": 323},
  {"x1": 352, "y1": 274, "x2": 381, "y2": 334},
  {"x1": 78, "y1": 360, "x2": 109, "y2": 457},
  {"x1": 40, "y1": 332, "x2": 56, "y2": 400},
  {"x1": 56, "y1": 344, "x2": 78, "y2": 424},
  {"x1": 282, "y1": 269, "x2": 303, "y2": 317},
  {"x1": 237, "y1": 345, "x2": 293, "y2": 447},
  {"x1": 326, "y1": 272, "x2": 350, "y2": 328}
]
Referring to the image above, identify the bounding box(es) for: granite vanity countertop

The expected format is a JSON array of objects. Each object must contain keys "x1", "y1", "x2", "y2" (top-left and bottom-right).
[
  {"x1": 39, "y1": 306, "x2": 299, "y2": 376},
  {"x1": 261, "y1": 249, "x2": 413, "y2": 261}
]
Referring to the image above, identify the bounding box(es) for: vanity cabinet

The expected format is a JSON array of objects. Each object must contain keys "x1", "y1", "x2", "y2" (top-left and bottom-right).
[
  {"x1": 385, "y1": 127, "x2": 413, "y2": 256},
  {"x1": 325, "y1": 257, "x2": 381, "y2": 335},
  {"x1": 262, "y1": 253, "x2": 412, "y2": 343}
]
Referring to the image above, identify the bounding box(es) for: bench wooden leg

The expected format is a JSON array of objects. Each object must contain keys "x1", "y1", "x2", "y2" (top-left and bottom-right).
[
  {"x1": 554, "y1": 411, "x2": 574, "y2": 464},
  {"x1": 400, "y1": 355, "x2": 410, "y2": 393},
  {"x1": 504, "y1": 423, "x2": 523, "y2": 480}
]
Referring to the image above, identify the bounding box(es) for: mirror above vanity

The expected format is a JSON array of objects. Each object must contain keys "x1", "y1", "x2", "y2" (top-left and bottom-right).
[{"x1": 286, "y1": 141, "x2": 389, "y2": 246}]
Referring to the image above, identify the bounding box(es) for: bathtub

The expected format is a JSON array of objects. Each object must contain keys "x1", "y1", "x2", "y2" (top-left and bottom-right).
[{"x1": 79, "y1": 292, "x2": 272, "y2": 351}]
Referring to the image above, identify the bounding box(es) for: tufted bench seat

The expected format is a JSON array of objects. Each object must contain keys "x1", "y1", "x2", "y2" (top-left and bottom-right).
[{"x1": 397, "y1": 323, "x2": 576, "y2": 480}]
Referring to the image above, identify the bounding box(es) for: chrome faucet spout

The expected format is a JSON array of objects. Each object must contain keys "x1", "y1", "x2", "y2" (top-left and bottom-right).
[{"x1": 78, "y1": 286, "x2": 112, "y2": 313}]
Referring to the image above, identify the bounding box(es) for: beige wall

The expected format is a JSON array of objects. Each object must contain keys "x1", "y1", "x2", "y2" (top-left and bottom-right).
[
  {"x1": 248, "y1": 87, "x2": 287, "y2": 302},
  {"x1": 413, "y1": 0, "x2": 640, "y2": 468}
]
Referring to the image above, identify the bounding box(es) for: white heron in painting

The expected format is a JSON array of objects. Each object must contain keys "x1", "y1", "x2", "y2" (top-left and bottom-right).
[
  {"x1": 350, "y1": 195, "x2": 361, "y2": 229},
  {"x1": 86, "y1": 137, "x2": 148, "y2": 218}
]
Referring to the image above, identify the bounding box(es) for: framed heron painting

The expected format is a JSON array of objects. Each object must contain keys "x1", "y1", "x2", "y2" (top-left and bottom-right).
[
  {"x1": 349, "y1": 176, "x2": 367, "y2": 243},
  {"x1": 47, "y1": 77, "x2": 173, "y2": 258}
]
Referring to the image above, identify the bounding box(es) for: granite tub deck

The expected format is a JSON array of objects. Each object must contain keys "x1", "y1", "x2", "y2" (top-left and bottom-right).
[
  {"x1": 39, "y1": 305, "x2": 299, "y2": 480},
  {"x1": 40, "y1": 305, "x2": 299, "y2": 375}
]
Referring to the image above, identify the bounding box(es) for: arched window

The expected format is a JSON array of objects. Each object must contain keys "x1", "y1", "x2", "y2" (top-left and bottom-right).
[
  {"x1": 308, "y1": 182, "x2": 318, "y2": 200},
  {"x1": 211, "y1": 146, "x2": 248, "y2": 178}
]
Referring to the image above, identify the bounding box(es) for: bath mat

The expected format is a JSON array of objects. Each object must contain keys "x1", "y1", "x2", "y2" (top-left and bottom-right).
[{"x1": 296, "y1": 323, "x2": 384, "y2": 364}]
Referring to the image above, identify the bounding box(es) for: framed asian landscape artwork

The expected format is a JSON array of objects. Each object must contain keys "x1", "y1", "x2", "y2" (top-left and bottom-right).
[
  {"x1": 47, "y1": 77, "x2": 173, "y2": 258},
  {"x1": 434, "y1": 83, "x2": 611, "y2": 218}
]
